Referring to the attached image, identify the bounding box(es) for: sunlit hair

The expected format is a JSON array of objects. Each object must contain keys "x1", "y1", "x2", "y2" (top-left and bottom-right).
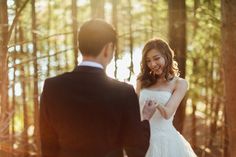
[{"x1": 137, "y1": 38, "x2": 179, "y2": 89}]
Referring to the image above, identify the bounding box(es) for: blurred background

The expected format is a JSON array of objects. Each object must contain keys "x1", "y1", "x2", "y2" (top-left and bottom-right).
[{"x1": 0, "y1": 0, "x2": 236, "y2": 157}]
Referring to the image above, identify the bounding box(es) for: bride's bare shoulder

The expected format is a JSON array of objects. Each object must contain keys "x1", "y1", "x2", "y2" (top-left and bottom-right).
[{"x1": 174, "y1": 77, "x2": 188, "y2": 90}]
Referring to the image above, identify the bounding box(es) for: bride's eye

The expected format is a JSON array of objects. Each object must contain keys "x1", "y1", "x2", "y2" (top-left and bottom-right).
[
  {"x1": 154, "y1": 57, "x2": 160, "y2": 60},
  {"x1": 146, "y1": 60, "x2": 151, "y2": 63}
]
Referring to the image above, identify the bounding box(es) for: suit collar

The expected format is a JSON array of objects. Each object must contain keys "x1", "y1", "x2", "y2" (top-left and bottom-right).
[
  {"x1": 73, "y1": 66, "x2": 105, "y2": 75},
  {"x1": 79, "y1": 61, "x2": 104, "y2": 69}
]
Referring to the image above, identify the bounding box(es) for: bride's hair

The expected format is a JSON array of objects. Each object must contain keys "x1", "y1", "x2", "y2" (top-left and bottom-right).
[{"x1": 137, "y1": 38, "x2": 179, "y2": 89}]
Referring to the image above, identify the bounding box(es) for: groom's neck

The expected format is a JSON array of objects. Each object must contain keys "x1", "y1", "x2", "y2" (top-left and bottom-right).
[{"x1": 82, "y1": 56, "x2": 107, "y2": 68}]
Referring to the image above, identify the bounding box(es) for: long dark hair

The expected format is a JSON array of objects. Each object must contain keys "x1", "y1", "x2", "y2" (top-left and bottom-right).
[{"x1": 137, "y1": 38, "x2": 179, "y2": 89}]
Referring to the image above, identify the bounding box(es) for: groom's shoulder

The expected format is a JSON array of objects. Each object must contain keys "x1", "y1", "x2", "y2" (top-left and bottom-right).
[
  {"x1": 107, "y1": 77, "x2": 135, "y2": 92},
  {"x1": 43, "y1": 72, "x2": 72, "y2": 85}
]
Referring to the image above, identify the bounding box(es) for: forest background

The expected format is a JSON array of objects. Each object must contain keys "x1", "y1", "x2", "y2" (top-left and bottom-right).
[{"x1": 0, "y1": 0, "x2": 236, "y2": 157}]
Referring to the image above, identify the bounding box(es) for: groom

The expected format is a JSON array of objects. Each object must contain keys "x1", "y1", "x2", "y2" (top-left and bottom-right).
[{"x1": 40, "y1": 19, "x2": 155, "y2": 157}]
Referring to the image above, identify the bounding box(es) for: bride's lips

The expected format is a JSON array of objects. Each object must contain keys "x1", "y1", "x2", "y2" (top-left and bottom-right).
[{"x1": 152, "y1": 66, "x2": 161, "y2": 72}]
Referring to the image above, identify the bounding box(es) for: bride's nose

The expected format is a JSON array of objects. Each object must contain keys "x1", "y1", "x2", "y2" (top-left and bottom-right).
[{"x1": 150, "y1": 61, "x2": 157, "y2": 67}]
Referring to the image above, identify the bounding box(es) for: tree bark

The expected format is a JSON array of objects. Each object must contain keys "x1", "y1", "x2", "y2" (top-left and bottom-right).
[
  {"x1": 112, "y1": 0, "x2": 118, "y2": 78},
  {"x1": 31, "y1": 0, "x2": 40, "y2": 154},
  {"x1": 54, "y1": 40, "x2": 61, "y2": 72},
  {"x1": 221, "y1": 0, "x2": 236, "y2": 156},
  {"x1": 168, "y1": 0, "x2": 187, "y2": 133},
  {"x1": 18, "y1": 18, "x2": 29, "y2": 156},
  {"x1": 72, "y1": 0, "x2": 78, "y2": 66},
  {"x1": 191, "y1": 58, "x2": 197, "y2": 148},
  {"x1": 128, "y1": 0, "x2": 134, "y2": 81},
  {"x1": 0, "y1": 0, "x2": 9, "y2": 115},
  {"x1": 10, "y1": 20, "x2": 18, "y2": 154},
  {"x1": 47, "y1": 0, "x2": 52, "y2": 77},
  {"x1": 63, "y1": 33, "x2": 69, "y2": 71},
  {"x1": 190, "y1": 1, "x2": 199, "y2": 148}
]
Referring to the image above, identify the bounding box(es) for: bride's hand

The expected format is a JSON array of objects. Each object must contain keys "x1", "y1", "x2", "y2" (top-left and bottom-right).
[
  {"x1": 155, "y1": 103, "x2": 169, "y2": 119},
  {"x1": 155, "y1": 102, "x2": 161, "y2": 110},
  {"x1": 142, "y1": 100, "x2": 156, "y2": 121}
]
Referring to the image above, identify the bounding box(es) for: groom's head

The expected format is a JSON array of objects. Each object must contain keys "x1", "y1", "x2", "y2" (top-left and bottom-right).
[{"x1": 78, "y1": 19, "x2": 117, "y2": 65}]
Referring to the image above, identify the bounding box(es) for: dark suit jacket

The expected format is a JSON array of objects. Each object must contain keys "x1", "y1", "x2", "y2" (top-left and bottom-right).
[{"x1": 40, "y1": 66, "x2": 150, "y2": 157}]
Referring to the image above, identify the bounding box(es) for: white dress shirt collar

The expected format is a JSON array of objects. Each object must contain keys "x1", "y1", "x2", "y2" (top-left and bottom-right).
[{"x1": 79, "y1": 61, "x2": 104, "y2": 69}]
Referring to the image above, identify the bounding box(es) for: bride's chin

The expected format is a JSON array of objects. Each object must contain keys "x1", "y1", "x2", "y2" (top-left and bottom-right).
[{"x1": 154, "y1": 71, "x2": 163, "y2": 76}]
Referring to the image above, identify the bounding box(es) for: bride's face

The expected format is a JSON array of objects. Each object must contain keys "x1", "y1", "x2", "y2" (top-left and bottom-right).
[{"x1": 146, "y1": 49, "x2": 166, "y2": 76}]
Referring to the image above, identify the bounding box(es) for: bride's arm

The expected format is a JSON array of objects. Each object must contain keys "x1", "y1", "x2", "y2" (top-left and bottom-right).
[
  {"x1": 156, "y1": 79, "x2": 188, "y2": 120},
  {"x1": 135, "y1": 80, "x2": 141, "y2": 96}
]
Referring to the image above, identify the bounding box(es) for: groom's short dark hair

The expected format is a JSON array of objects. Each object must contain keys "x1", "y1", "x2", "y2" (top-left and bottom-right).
[{"x1": 78, "y1": 19, "x2": 117, "y2": 57}]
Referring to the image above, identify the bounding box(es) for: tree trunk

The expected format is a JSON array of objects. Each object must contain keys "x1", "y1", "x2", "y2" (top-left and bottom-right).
[
  {"x1": 191, "y1": 58, "x2": 197, "y2": 148},
  {"x1": 54, "y1": 40, "x2": 61, "y2": 72},
  {"x1": 0, "y1": 1, "x2": 10, "y2": 151},
  {"x1": 10, "y1": 23, "x2": 17, "y2": 154},
  {"x1": 90, "y1": 0, "x2": 105, "y2": 19},
  {"x1": 208, "y1": 52, "x2": 214, "y2": 147},
  {"x1": 47, "y1": 0, "x2": 52, "y2": 77},
  {"x1": 64, "y1": 34, "x2": 69, "y2": 71},
  {"x1": 209, "y1": 97, "x2": 220, "y2": 147},
  {"x1": 168, "y1": 0, "x2": 187, "y2": 133},
  {"x1": 19, "y1": 19, "x2": 29, "y2": 156},
  {"x1": 72, "y1": 0, "x2": 78, "y2": 66},
  {"x1": 224, "y1": 107, "x2": 229, "y2": 157},
  {"x1": 190, "y1": 1, "x2": 199, "y2": 148},
  {"x1": 31, "y1": 0, "x2": 40, "y2": 154},
  {"x1": 191, "y1": 99, "x2": 197, "y2": 148},
  {"x1": 128, "y1": 0, "x2": 134, "y2": 81},
  {"x1": 0, "y1": 0, "x2": 9, "y2": 115},
  {"x1": 112, "y1": 0, "x2": 118, "y2": 78},
  {"x1": 221, "y1": 0, "x2": 236, "y2": 156}
]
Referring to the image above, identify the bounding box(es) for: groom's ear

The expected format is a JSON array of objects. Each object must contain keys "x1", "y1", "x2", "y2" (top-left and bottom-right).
[
  {"x1": 103, "y1": 44, "x2": 108, "y2": 58},
  {"x1": 103, "y1": 43, "x2": 111, "y2": 58}
]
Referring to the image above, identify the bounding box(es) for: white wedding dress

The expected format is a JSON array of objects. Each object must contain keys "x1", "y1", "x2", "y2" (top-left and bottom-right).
[{"x1": 139, "y1": 89, "x2": 197, "y2": 157}]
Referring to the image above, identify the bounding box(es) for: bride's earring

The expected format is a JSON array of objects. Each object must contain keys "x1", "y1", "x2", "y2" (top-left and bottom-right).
[
  {"x1": 149, "y1": 70, "x2": 155, "y2": 77},
  {"x1": 149, "y1": 70, "x2": 152, "y2": 75}
]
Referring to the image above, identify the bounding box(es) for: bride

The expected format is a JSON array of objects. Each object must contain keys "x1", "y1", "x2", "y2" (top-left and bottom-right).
[{"x1": 136, "y1": 38, "x2": 197, "y2": 157}]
